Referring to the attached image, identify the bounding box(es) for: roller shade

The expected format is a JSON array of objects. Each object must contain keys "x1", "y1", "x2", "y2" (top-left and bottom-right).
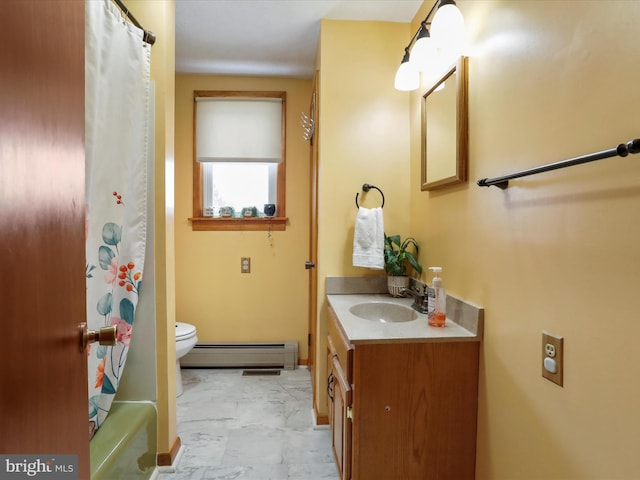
[{"x1": 196, "y1": 97, "x2": 282, "y2": 163}]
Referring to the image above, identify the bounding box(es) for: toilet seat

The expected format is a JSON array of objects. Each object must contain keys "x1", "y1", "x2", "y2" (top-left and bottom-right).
[{"x1": 176, "y1": 322, "x2": 196, "y2": 341}]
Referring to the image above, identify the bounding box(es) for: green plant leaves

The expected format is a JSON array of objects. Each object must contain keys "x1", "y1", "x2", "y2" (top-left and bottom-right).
[{"x1": 384, "y1": 234, "x2": 422, "y2": 276}]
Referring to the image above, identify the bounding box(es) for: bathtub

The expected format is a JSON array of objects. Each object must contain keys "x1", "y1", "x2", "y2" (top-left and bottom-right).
[{"x1": 90, "y1": 401, "x2": 157, "y2": 479}]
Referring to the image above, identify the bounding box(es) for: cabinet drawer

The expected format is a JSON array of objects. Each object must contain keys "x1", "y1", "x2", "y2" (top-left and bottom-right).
[{"x1": 328, "y1": 306, "x2": 353, "y2": 383}]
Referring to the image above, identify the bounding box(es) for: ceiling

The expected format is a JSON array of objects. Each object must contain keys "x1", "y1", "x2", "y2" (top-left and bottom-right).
[{"x1": 175, "y1": 0, "x2": 422, "y2": 78}]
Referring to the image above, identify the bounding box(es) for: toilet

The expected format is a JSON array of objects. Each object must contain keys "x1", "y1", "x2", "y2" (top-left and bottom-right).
[{"x1": 175, "y1": 322, "x2": 198, "y2": 397}]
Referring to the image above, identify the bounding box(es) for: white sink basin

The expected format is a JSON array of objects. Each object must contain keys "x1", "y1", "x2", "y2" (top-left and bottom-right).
[{"x1": 349, "y1": 301, "x2": 418, "y2": 323}]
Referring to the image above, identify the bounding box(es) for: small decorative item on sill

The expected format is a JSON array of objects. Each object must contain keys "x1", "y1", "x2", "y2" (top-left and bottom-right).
[
  {"x1": 241, "y1": 207, "x2": 258, "y2": 217},
  {"x1": 203, "y1": 207, "x2": 214, "y2": 217},
  {"x1": 264, "y1": 203, "x2": 276, "y2": 217},
  {"x1": 219, "y1": 206, "x2": 234, "y2": 218}
]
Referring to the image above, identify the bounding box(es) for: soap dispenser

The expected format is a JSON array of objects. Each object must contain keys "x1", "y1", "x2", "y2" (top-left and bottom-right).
[{"x1": 427, "y1": 267, "x2": 446, "y2": 327}]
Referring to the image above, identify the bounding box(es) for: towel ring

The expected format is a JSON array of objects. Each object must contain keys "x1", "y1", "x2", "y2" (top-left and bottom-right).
[{"x1": 355, "y1": 183, "x2": 385, "y2": 208}]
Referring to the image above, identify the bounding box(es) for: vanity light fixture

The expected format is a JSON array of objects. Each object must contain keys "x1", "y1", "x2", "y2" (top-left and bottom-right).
[
  {"x1": 409, "y1": 22, "x2": 437, "y2": 73},
  {"x1": 431, "y1": 0, "x2": 465, "y2": 54},
  {"x1": 394, "y1": 48, "x2": 420, "y2": 91},
  {"x1": 394, "y1": 0, "x2": 465, "y2": 91}
]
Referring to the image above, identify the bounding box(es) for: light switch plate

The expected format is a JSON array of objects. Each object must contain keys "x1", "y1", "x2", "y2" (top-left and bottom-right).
[{"x1": 542, "y1": 331, "x2": 563, "y2": 386}]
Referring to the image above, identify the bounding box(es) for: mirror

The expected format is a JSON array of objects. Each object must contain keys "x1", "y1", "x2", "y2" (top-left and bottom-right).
[{"x1": 421, "y1": 56, "x2": 468, "y2": 191}]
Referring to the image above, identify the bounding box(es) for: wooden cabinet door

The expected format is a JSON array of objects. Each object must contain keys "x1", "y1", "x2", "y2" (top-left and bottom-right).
[
  {"x1": 352, "y1": 342, "x2": 479, "y2": 479},
  {"x1": 327, "y1": 340, "x2": 335, "y2": 429},
  {"x1": 332, "y1": 356, "x2": 352, "y2": 480}
]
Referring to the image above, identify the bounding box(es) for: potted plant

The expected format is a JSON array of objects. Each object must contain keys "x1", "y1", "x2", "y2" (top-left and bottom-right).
[{"x1": 384, "y1": 234, "x2": 423, "y2": 297}]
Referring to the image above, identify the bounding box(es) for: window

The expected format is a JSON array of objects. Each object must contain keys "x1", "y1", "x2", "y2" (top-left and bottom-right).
[{"x1": 191, "y1": 91, "x2": 287, "y2": 231}]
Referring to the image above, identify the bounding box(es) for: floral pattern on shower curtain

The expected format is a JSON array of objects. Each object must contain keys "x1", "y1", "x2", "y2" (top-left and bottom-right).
[{"x1": 85, "y1": 0, "x2": 151, "y2": 438}]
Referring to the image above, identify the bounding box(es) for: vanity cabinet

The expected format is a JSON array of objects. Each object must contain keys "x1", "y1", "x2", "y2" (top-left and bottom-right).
[
  {"x1": 327, "y1": 306, "x2": 480, "y2": 480},
  {"x1": 327, "y1": 316, "x2": 353, "y2": 480}
]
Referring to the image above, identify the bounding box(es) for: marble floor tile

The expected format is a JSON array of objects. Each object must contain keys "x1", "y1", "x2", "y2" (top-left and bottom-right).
[
  {"x1": 233, "y1": 400, "x2": 287, "y2": 429},
  {"x1": 158, "y1": 368, "x2": 339, "y2": 480},
  {"x1": 200, "y1": 464, "x2": 289, "y2": 480},
  {"x1": 283, "y1": 400, "x2": 312, "y2": 430},
  {"x1": 175, "y1": 420, "x2": 229, "y2": 467},
  {"x1": 222, "y1": 427, "x2": 285, "y2": 465},
  {"x1": 287, "y1": 463, "x2": 343, "y2": 480},
  {"x1": 283, "y1": 429, "x2": 334, "y2": 465}
]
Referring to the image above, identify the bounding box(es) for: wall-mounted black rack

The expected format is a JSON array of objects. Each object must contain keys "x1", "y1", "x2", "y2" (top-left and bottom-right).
[
  {"x1": 477, "y1": 138, "x2": 640, "y2": 189},
  {"x1": 355, "y1": 184, "x2": 385, "y2": 208}
]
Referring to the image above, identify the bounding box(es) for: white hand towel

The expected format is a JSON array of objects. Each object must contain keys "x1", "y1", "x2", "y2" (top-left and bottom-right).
[{"x1": 352, "y1": 207, "x2": 385, "y2": 270}]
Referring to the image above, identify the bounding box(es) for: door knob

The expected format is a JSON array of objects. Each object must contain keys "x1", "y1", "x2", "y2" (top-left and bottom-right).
[
  {"x1": 304, "y1": 261, "x2": 315, "y2": 269},
  {"x1": 79, "y1": 323, "x2": 117, "y2": 352}
]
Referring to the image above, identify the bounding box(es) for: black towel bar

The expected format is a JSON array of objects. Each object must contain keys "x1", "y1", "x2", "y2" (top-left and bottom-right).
[
  {"x1": 355, "y1": 184, "x2": 385, "y2": 208},
  {"x1": 477, "y1": 138, "x2": 640, "y2": 189}
]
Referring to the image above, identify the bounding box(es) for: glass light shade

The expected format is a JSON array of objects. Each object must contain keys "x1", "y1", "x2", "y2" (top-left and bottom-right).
[
  {"x1": 431, "y1": 3, "x2": 465, "y2": 54},
  {"x1": 394, "y1": 61, "x2": 420, "y2": 91},
  {"x1": 409, "y1": 35, "x2": 438, "y2": 73}
]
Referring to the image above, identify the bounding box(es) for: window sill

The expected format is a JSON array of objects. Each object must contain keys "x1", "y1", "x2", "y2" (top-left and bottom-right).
[{"x1": 189, "y1": 216, "x2": 288, "y2": 231}]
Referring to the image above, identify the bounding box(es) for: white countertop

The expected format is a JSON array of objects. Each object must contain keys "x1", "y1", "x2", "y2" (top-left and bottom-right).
[{"x1": 327, "y1": 293, "x2": 482, "y2": 345}]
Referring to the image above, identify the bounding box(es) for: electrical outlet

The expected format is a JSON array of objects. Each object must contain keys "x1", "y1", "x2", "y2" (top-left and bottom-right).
[
  {"x1": 545, "y1": 343, "x2": 556, "y2": 357},
  {"x1": 542, "y1": 331, "x2": 563, "y2": 386},
  {"x1": 241, "y1": 257, "x2": 251, "y2": 273}
]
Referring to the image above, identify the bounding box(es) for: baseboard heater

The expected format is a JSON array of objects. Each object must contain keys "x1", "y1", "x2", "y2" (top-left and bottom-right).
[{"x1": 180, "y1": 342, "x2": 298, "y2": 370}]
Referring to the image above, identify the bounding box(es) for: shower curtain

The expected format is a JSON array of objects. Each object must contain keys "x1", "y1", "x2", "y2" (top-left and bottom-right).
[{"x1": 85, "y1": 0, "x2": 151, "y2": 438}]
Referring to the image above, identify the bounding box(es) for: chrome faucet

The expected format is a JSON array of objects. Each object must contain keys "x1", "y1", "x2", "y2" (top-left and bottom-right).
[{"x1": 401, "y1": 287, "x2": 429, "y2": 314}]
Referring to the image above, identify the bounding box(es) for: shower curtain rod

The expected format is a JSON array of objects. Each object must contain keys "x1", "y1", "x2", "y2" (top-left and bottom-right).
[{"x1": 112, "y1": 0, "x2": 156, "y2": 45}]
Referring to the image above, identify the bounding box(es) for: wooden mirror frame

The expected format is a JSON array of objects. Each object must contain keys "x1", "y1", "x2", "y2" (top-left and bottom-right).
[{"x1": 421, "y1": 56, "x2": 468, "y2": 191}]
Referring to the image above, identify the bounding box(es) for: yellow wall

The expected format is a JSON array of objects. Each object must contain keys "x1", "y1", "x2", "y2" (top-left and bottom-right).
[
  {"x1": 408, "y1": 1, "x2": 640, "y2": 478},
  {"x1": 314, "y1": 19, "x2": 412, "y2": 416},
  {"x1": 128, "y1": 0, "x2": 177, "y2": 460},
  {"x1": 128, "y1": 1, "x2": 640, "y2": 476},
  {"x1": 174, "y1": 75, "x2": 312, "y2": 361}
]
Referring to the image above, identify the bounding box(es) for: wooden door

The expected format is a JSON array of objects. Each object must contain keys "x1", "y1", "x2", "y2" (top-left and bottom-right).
[
  {"x1": 307, "y1": 72, "x2": 319, "y2": 382},
  {"x1": 0, "y1": 1, "x2": 89, "y2": 477}
]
